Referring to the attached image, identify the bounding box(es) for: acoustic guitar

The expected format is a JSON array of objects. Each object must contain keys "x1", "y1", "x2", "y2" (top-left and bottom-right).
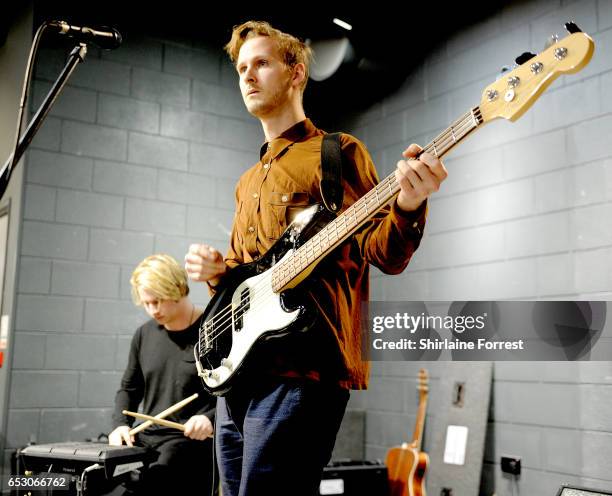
[{"x1": 386, "y1": 368, "x2": 430, "y2": 496}]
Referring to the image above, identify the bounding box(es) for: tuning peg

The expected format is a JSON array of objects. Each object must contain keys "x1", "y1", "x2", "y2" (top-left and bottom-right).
[
  {"x1": 496, "y1": 64, "x2": 517, "y2": 80},
  {"x1": 565, "y1": 22, "x2": 582, "y2": 34},
  {"x1": 544, "y1": 33, "x2": 559, "y2": 49},
  {"x1": 515, "y1": 52, "x2": 536, "y2": 65}
]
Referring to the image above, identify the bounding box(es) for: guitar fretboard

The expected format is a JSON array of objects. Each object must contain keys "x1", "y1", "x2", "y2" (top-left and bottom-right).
[{"x1": 271, "y1": 107, "x2": 484, "y2": 293}]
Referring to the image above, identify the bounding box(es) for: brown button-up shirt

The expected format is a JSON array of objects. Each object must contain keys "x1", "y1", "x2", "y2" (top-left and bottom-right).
[{"x1": 220, "y1": 118, "x2": 426, "y2": 390}]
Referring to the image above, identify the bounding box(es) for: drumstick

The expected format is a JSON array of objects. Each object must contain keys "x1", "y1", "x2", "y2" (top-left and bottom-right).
[
  {"x1": 128, "y1": 393, "x2": 198, "y2": 435},
  {"x1": 123, "y1": 410, "x2": 185, "y2": 431}
]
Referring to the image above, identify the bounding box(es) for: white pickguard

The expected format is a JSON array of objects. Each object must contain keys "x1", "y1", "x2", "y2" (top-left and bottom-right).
[{"x1": 200, "y1": 250, "x2": 301, "y2": 390}]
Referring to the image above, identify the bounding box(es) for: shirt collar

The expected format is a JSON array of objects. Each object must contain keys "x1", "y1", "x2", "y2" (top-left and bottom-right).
[{"x1": 259, "y1": 118, "x2": 318, "y2": 161}]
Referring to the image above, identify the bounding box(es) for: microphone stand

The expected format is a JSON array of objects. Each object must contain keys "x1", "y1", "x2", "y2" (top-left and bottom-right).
[{"x1": 0, "y1": 41, "x2": 88, "y2": 198}]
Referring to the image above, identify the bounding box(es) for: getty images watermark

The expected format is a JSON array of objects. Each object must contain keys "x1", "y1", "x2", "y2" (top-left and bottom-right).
[{"x1": 361, "y1": 301, "x2": 612, "y2": 361}]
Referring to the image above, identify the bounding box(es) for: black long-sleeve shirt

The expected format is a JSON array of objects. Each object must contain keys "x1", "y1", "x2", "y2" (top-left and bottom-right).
[{"x1": 112, "y1": 318, "x2": 215, "y2": 433}]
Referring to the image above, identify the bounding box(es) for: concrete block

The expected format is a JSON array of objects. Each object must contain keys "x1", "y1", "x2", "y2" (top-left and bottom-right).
[
  {"x1": 10, "y1": 371, "x2": 78, "y2": 408},
  {"x1": 84, "y1": 299, "x2": 145, "y2": 334},
  {"x1": 116, "y1": 335, "x2": 132, "y2": 370},
  {"x1": 163, "y1": 44, "x2": 220, "y2": 84},
  {"x1": 30, "y1": 116, "x2": 61, "y2": 151},
  {"x1": 365, "y1": 377, "x2": 405, "y2": 413},
  {"x1": 26, "y1": 150, "x2": 93, "y2": 190},
  {"x1": 101, "y1": 35, "x2": 162, "y2": 70},
  {"x1": 189, "y1": 142, "x2": 255, "y2": 179},
  {"x1": 153, "y1": 234, "x2": 198, "y2": 263},
  {"x1": 478, "y1": 258, "x2": 537, "y2": 299},
  {"x1": 93, "y1": 160, "x2": 157, "y2": 199},
  {"x1": 426, "y1": 223, "x2": 505, "y2": 269},
  {"x1": 23, "y1": 184, "x2": 55, "y2": 221},
  {"x1": 572, "y1": 159, "x2": 612, "y2": 206},
  {"x1": 404, "y1": 96, "x2": 450, "y2": 144},
  {"x1": 32, "y1": 81, "x2": 97, "y2": 123},
  {"x1": 440, "y1": 147, "x2": 504, "y2": 196},
  {"x1": 600, "y1": 0, "x2": 612, "y2": 30},
  {"x1": 505, "y1": 211, "x2": 570, "y2": 258},
  {"x1": 97, "y1": 94, "x2": 160, "y2": 134},
  {"x1": 16, "y1": 295, "x2": 84, "y2": 332},
  {"x1": 575, "y1": 246, "x2": 612, "y2": 293},
  {"x1": 533, "y1": 77, "x2": 601, "y2": 134},
  {"x1": 572, "y1": 203, "x2": 612, "y2": 249},
  {"x1": 602, "y1": 68, "x2": 612, "y2": 115},
  {"x1": 192, "y1": 80, "x2": 249, "y2": 119},
  {"x1": 215, "y1": 178, "x2": 237, "y2": 210},
  {"x1": 186, "y1": 205, "x2": 235, "y2": 241},
  {"x1": 21, "y1": 221, "x2": 88, "y2": 260},
  {"x1": 78, "y1": 371, "x2": 122, "y2": 407},
  {"x1": 502, "y1": 129, "x2": 567, "y2": 180},
  {"x1": 124, "y1": 198, "x2": 186, "y2": 235},
  {"x1": 491, "y1": 422, "x2": 544, "y2": 470},
  {"x1": 128, "y1": 131, "x2": 188, "y2": 170},
  {"x1": 62, "y1": 121, "x2": 127, "y2": 161},
  {"x1": 18, "y1": 257, "x2": 51, "y2": 294},
  {"x1": 6, "y1": 409, "x2": 40, "y2": 448},
  {"x1": 89, "y1": 228, "x2": 154, "y2": 264},
  {"x1": 45, "y1": 334, "x2": 116, "y2": 370},
  {"x1": 567, "y1": 114, "x2": 612, "y2": 166},
  {"x1": 534, "y1": 168, "x2": 572, "y2": 213},
  {"x1": 157, "y1": 169, "x2": 215, "y2": 207},
  {"x1": 56, "y1": 189, "x2": 123, "y2": 228},
  {"x1": 34, "y1": 47, "x2": 69, "y2": 82},
  {"x1": 536, "y1": 253, "x2": 575, "y2": 296},
  {"x1": 383, "y1": 68, "x2": 425, "y2": 115},
  {"x1": 39, "y1": 408, "x2": 113, "y2": 443},
  {"x1": 70, "y1": 58, "x2": 131, "y2": 95},
  {"x1": 131, "y1": 67, "x2": 190, "y2": 107},
  {"x1": 366, "y1": 110, "x2": 405, "y2": 152},
  {"x1": 51, "y1": 261, "x2": 120, "y2": 298},
  {"x1": 11, "y1": 332, "x2": 46, "y2": 369}
]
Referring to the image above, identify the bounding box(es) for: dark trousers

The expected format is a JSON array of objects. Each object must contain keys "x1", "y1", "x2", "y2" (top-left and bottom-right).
[{"x1": 215, "y1": 379, "x2": 350, "y2": 496}]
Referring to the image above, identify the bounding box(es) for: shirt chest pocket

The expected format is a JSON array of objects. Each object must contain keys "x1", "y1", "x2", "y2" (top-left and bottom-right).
[{"x1": 267, "y1": 191, "x2": 312, "y2": 240}]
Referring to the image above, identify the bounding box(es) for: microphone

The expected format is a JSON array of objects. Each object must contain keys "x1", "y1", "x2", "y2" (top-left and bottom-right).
[{"x1": 47, "y1": 20, "x2": 122, "y2": 50}]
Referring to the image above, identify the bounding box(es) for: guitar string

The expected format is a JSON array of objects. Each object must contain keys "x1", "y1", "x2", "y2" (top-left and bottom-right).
[
  {"x1": 197, "y1": 110, "x2": 480, "y2": 352},
  {"x1": 197, "y1": 110, "x2": 480, "y2": 351},
  {"x1": 198, "y1": 110, "x2": 481, "y2": 351}
]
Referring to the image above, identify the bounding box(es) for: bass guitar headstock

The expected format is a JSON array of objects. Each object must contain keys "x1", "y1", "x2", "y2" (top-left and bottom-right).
[{"x1": 479, "y1": 22, "x2": 594, "y2": 123}]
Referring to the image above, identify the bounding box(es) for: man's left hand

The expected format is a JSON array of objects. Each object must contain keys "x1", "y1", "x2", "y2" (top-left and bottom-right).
[
  {"x1": 183, "y1": 415, "x2": 214, "y2": 440},
  {"x1": 395, "y1": 143, "x2": 448, "y2": 212}
]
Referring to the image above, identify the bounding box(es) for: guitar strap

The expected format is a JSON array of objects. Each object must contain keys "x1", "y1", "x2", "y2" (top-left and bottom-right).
[{"x1": 320, "y1": 132, "x2": 344, "y2": 213}]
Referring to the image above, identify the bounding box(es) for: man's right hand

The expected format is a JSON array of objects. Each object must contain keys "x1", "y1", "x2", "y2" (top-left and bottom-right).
[
  {"x1": 109, "y1": 425, "x2": 134, "y2": 446},
  {"x1": 184, "y1": 244, "x2": 228, "y2": 286}
]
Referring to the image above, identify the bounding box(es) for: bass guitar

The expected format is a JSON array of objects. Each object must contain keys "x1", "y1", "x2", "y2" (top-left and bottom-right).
[{"x1": 195, "y1": 24, "x2": 594, "y2": 395}]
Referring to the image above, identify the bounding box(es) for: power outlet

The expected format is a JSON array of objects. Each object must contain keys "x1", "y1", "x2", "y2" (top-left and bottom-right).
[{"x1": 501, "y1": 456, "x2": 521, "y2": 475}]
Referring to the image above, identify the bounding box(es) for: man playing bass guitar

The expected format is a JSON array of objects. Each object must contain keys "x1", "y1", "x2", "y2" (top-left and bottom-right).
[{"x1": 184, "y1": 20, "x2": 447, "y2": 496}]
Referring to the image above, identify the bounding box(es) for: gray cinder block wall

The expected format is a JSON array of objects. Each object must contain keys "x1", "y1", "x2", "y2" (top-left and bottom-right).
[
  {"x1": 343, "y1": 0, "x2": 612, "y2": 494},
  {"x1": 6, "y1": 32, "x2": 259, "y2": 460}
]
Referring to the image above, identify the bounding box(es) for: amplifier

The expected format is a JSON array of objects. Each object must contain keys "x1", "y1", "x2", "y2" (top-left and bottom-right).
[{"x1": 319, "y1": 460, "x2": 388, "y2": 496}]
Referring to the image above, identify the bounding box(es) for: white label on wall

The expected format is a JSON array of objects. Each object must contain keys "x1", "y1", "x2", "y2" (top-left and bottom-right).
[
  {"x1": 0, "y1": 315, "x2": 9, "y2": 350},
  {"x1": 443, "y1": 425, "x2": 469, "y2": 465},
  {"x1": 319, "y1": 478, "x2": 345, "y2": 495}
]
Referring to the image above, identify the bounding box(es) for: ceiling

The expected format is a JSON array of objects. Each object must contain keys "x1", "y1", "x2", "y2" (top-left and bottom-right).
[{"x1": 27, "y1": 1, "x2": 509, "y2": 127}]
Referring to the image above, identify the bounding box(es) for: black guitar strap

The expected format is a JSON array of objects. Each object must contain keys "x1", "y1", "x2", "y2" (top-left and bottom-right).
[{"x1": 320, "y1": 132, "x2": 344, "y2": 213}]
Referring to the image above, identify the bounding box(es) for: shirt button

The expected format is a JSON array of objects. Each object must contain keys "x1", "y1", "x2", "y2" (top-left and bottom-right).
[
  {"x1": 281, "y1": 195, "x2": 289, "y2": 202},
  {"x1": 253, "y1": 193, "x2": 259, "y2": 199},
  {"x1": 412, "y1": 222, "x2": 418, "y2": 228},
  {"x1": 263, "y1": 163, "x2": 270, "y2": 169},
  {"x1": 248, "y1": 226, "x2": 255, "y2": 233}
]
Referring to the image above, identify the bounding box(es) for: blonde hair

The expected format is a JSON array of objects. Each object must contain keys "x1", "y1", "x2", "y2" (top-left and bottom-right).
[
  {"x1": 130, "y1": 254, "x2": 189, "y2": 306},
  {"x1": 224, "y1": 20, "x2": 312, "y2": 92}
]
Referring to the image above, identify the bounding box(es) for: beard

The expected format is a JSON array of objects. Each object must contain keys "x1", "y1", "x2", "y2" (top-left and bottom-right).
[{"x1": 244, "y1": 77, "x2": 292, "y2": 117}]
